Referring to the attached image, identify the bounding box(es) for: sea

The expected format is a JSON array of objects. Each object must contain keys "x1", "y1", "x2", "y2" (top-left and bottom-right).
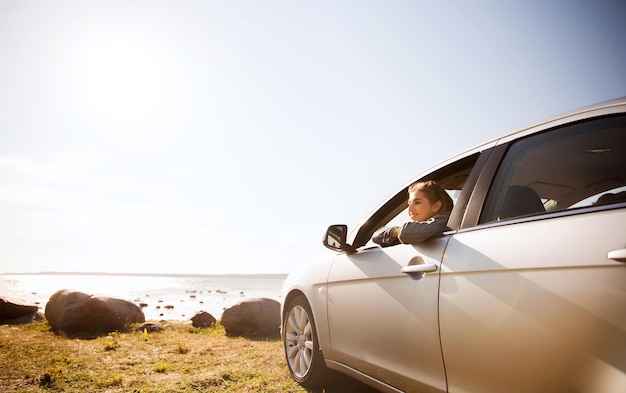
[{"x1": 0, "y1": 273, "x2": 287, "y2": 321}]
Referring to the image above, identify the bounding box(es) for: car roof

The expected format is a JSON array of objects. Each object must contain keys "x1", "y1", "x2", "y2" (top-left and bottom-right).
[{"x1": 413, "y1": 95, "x2": 626, "y2": 185}]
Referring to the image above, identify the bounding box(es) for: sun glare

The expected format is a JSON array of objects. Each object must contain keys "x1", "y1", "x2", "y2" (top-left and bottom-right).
[{"x1": 76, "y1": 37, "x2": 184, "y2": 153}]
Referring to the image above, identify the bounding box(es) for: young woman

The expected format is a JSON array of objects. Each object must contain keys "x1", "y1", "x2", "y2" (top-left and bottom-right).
[{"x1": 372, "y1": 180, "x2": 454, "y2": 247}]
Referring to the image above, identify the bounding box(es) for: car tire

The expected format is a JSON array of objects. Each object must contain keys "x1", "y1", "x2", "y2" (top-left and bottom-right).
[{"x1": 283, "y1": 295, "x2": 329, "y2": 388}]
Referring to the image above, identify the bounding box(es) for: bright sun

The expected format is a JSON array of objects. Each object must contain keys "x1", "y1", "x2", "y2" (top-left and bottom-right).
[{"x1": 76, "y1": 36, "x2": 184, "y2": 153}]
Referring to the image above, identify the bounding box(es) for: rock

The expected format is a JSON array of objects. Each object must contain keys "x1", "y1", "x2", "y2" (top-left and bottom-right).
[
  {"x1": 138, "y1": 322, "x2": 163, "y2": 332},
  {"x1": 191, "y1": 311, "x2": 216, "y2": 328},
  {"x1": 6, "y1": 311, "x2": 45, "y2": 324},
  {"x1": 220, "y1": 297, "x2": 280, "y2": 338},
  {"x1": 45, "y1": 289, "x2": 145, "y2": 335},
  {"x1": 0, "y1": 296, "x2": 44, "y2": 325},
  {"x1": 0, "y1": 297, "x2": 40, "y2": 322}
]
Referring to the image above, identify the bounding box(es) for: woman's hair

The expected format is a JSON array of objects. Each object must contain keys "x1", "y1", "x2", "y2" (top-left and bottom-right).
[{"x1": 408, "y1": 180, "x2": 454, "y2": 214}]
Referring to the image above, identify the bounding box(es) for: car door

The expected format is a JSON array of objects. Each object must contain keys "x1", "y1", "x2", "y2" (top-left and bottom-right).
[
  {"x1": 326, "y1": 239, "x2": 448, "y2": 393},
  {"x1": 439, "y1": 114, "x2": 626, "y2": 393},
  {"x1": 323, "y1": 153, "x2": 486, "y2": 392}
]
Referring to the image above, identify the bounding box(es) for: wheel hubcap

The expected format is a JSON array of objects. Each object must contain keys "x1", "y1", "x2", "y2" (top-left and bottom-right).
[{"x1": 285, "y1": 305, "x2": 314, "y2": 378}]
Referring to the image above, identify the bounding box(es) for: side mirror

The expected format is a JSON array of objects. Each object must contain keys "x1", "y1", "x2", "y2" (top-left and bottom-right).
[{"x1": 323, "y1": 225, "x2": 354, "y2": 253}]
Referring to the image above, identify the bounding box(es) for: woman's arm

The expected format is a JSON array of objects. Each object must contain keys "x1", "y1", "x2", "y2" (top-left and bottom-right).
[
  {"x1": 372, "y1": 226, "x2": 401, "y2": 247},
  {"x1": 398, "y1": 214, "x2": 451, "y2": 244}
]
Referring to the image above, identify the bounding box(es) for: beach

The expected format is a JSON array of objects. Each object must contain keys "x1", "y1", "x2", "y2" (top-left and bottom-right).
[{"x1": 0, "y1": 273, "x2": 286, "y2": 321}]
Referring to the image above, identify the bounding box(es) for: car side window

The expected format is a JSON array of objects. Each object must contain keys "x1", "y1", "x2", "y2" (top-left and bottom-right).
[
  {"x1": 362, "y1": 153, "x2": 480, "y2": 248},
  {"x1": 479, "y1": 115, "x2": 626, "y2": 224}
]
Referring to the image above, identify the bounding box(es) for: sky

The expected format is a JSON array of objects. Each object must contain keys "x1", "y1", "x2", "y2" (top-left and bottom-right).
[{"x1": 1, "y1": 1, "x2": 625, "y2": 275}]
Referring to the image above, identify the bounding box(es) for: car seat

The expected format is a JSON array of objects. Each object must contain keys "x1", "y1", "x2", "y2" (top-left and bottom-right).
[{"x1": 499, "y1": 185, "x2": 545, "y2": 219}]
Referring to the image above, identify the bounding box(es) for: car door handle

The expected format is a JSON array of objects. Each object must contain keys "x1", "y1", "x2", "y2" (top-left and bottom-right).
[
  {"x1": 401, "y1": 264, "x2": 438, "y2": 274},
  {"x1": 608, "y1": 249, "x2": 626, "y2": 263}
]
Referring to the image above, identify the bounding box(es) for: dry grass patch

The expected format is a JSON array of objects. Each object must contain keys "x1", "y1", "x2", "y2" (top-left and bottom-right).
[
  {"x1": 1, "y1": 321, "x2": 378, "y2": 392},
  {"x1": 0, "y1": 321, "x2": 305, "y2": 393}
]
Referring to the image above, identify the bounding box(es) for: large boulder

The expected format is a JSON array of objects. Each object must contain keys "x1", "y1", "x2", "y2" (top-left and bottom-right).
[
  {"x1": 191, "y1": 311, "x2": 217, "y2": 328},
  {"x1": 0, "y1": 297, "x2": 42, "y2": 324},
  {"x1": 220, "y1": 297, "x2": 280, "y2": 338},
  {"x1": 45, "y1": 289, "x2": 145, "y2": 335}
]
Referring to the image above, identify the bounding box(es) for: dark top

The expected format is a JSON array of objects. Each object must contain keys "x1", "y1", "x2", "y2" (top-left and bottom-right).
[{"x1": 372, "y1": 212, "x2": 451, "y2": 247}]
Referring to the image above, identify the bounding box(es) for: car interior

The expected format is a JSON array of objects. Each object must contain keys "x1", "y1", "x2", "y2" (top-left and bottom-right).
[{"x1": 480, "y1": 114, "x2": 626, "y2": 223}]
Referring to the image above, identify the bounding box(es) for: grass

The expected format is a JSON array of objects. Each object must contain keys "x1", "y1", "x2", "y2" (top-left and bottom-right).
[{"x1": 0, "y1": 321, "x2": 377, "y2": 393}]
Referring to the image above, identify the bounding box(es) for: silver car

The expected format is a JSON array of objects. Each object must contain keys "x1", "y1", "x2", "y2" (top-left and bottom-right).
[{"x1": 281, "y1": 97, "x2": 626, "y2": 393}]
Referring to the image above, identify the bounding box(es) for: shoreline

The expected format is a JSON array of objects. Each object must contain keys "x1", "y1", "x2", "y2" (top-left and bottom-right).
[
  {"x1": 2, "y1": 274, "x2": 285, "y2": 321},
  {"x1": 13, "y1": 290, "x2": 282, "y2": 322}
]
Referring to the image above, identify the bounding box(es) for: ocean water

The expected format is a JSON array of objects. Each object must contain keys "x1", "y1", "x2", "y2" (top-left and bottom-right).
[{"x1": 0, "y1": 273, "x2": 286, "y2": 321}]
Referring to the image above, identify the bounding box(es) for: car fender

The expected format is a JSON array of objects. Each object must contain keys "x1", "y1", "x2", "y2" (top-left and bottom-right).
[{"x1": 281, "y1": 250, "x2": 336, "y2": 358}]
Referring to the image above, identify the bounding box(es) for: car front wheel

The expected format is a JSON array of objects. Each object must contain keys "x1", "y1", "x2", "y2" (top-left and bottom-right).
[{"x1": 283, "y1": 295, "x2": 329, "y2": 388}]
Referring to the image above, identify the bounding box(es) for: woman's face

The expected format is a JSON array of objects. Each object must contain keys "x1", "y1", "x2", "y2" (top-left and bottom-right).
[{"x1": 407, "y1": 190, "x2": 442, "y2": 222}]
